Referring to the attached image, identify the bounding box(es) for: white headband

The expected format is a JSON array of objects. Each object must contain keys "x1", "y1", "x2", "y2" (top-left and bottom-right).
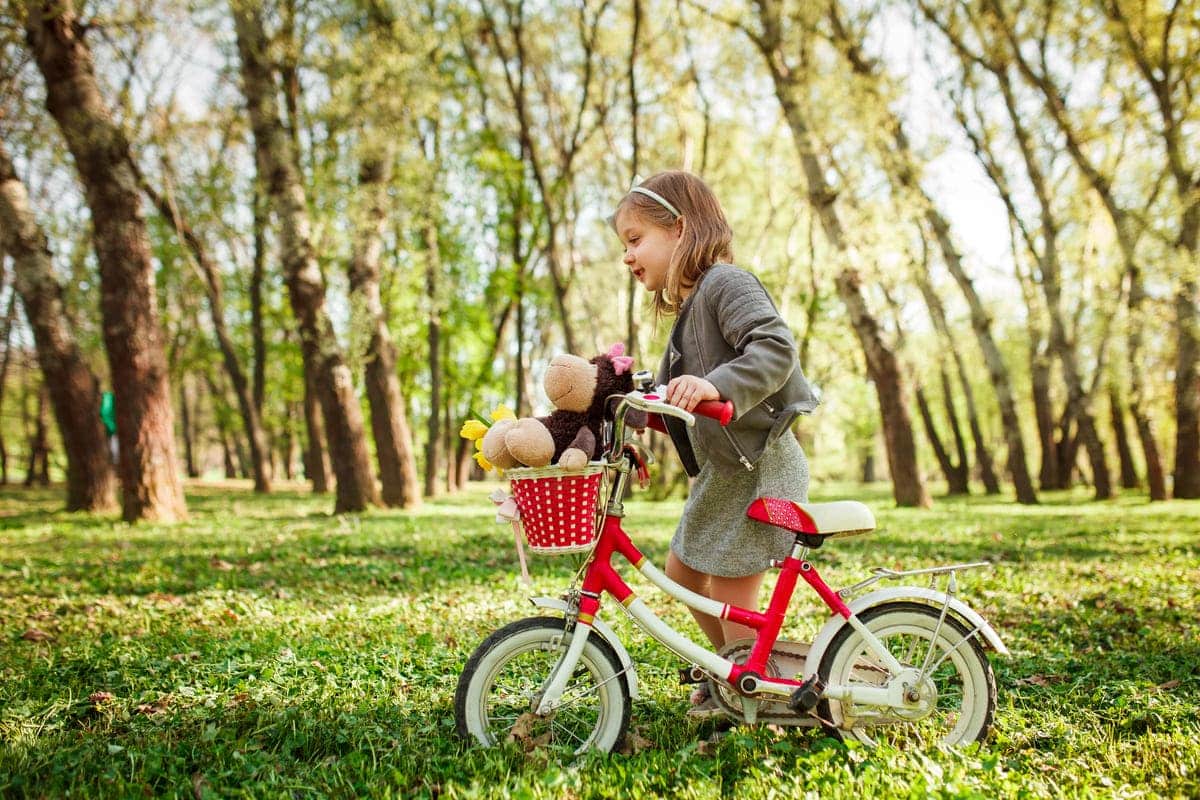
[{"x1": 629, "y1": 185, "x2": 681, "y2": 219}]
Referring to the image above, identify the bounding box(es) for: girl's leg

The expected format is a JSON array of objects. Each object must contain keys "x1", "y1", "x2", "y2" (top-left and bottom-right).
[
  {"x1": 708, "y1": 571, "x2": 767, "y2": 644},
  {"x1": 665, "y1": 551, "x2": 726, "y2": 650}
]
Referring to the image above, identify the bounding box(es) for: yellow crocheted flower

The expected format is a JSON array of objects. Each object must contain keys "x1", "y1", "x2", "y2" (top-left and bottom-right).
[
  {"x1": 460, "y1": 419, "x2": 489, "y2": 441},
  {"x1": 490, "y1": 404, "x2": 516, "y2": 422},
  {"x1": 473, "y1": 451, "x2": 494, "y2": 472}
]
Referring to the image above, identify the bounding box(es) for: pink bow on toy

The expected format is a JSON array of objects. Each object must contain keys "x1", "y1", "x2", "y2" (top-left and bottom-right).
[{"x1": 608, "y1": 342, "x2": 634, "y2": 375}]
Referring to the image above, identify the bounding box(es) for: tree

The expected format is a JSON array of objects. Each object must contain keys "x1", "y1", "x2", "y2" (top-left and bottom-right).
[
  {"x1": 723, "y1": 0, "x2": 930, "y2": 507},
  {"x1": 231, "y1": 0, "x2": 379, "y2": 512},
  {"x1": 0, "y1": 139, "x2": 116, "y2": 511},
  {"x1": 135, "y1": 149, "x2": 273, "y2": 493},
  {"x1": 822, "y1": 2, "x2": 1031, "y2": 502},
  {"x1": 24, "y1": 0, "x2": 186, "y2": 521}
]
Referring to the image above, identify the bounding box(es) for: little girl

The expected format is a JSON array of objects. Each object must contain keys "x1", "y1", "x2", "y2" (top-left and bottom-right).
[{"x1": 612, "y1": 171, "x2": 820, "y2": 716}]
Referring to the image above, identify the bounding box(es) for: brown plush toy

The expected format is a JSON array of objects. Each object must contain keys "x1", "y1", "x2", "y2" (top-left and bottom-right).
[{"x1": 483, "y1": 343, "x2": 645, "y2": 470}]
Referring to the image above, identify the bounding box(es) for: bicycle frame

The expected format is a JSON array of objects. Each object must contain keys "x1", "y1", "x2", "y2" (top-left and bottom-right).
[{"x1": 535, "y1": 440, "x2": 907, "y2": 717}]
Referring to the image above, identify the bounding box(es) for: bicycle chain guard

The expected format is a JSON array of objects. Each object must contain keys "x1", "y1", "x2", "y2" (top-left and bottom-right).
[{"x1": 706, "y1": 639, "x2": 826, "y2": 727}]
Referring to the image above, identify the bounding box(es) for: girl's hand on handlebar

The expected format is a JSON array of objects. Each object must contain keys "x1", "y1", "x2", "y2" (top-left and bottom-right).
[{"x1": 666, "y1": 375, "x2": 719, "y2": 413}]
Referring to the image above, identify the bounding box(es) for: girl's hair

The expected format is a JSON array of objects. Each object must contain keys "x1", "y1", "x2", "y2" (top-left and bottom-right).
[{"x1": 613, "y1": 170, "x2": 734, "y2": 316}]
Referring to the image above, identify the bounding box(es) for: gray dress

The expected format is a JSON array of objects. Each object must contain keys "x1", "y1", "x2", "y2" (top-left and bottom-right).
[{"x1": 671, "y1": 426, "x2": 810, "y2": 578}]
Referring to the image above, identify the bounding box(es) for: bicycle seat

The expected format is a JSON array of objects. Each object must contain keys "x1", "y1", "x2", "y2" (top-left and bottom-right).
[{"x1": 746, "y1": 497, "x2": 875, "y2": 541}]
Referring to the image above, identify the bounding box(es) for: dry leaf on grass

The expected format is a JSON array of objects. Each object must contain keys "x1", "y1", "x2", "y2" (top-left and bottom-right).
[
  {"x1": 618, "y1": 728, "x2": 655, "y2": 754},
  {"x1": 505, "y1": 712, "x2": 539, "y2": 748},
  {"x1": 135, "y1": 695, "x2": 173, "y2": 716},
  {"x1": 89, "y1": 691, "x2": 116, "y2": 705},
  {"x1": 1016, "y1": 674, "x2": 1064, "y2": 687},
  {"x1": 210, "y1": 558, "x2": 235, "y2": 571},
  {"x1": 21, "y1": 628, "x2": 54, "y2": 642},
  {"x1": 170, "y1": 652, "x2": 201, "y2": 662},
  {"x1": 1156, "y1": 680, "x2": 1182, "y2": 691}
]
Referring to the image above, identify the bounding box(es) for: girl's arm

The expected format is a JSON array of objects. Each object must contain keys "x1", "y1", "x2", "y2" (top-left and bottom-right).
[{"x1": 701, "y1": 269, "x2": 796, "y2": 418}]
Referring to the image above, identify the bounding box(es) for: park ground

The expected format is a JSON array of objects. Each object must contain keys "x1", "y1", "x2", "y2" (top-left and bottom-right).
[{"x1": 1, "y1": 479, "x2": 1198, "y2": 798}]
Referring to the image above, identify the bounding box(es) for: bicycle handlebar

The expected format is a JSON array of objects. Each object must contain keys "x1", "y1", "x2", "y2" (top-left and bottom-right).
[
  {"x1": 609, "y1": 387, "x2": 733, "y2": 464},
  {"x1": 693, "y1": 399, "x2": 735, "y2": 426}
]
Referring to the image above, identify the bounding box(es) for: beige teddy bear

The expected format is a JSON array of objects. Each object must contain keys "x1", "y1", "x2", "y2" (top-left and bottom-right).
[{"x1": 482, "y1": 344, "x2": 641, "y2": 470}]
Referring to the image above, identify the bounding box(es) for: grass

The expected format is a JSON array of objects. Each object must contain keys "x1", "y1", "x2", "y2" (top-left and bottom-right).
[{"x1": 1, "y1": 478, "x2": 1198, "y2": 798}]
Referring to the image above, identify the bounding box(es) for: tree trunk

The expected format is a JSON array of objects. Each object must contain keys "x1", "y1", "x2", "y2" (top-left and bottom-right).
[
  {"x1": 739, "y1": 9, "x2": 926, "y2": 503},
  {"x1": 25, "y1": 382, "x2": 50, "y2": 487},
  {"x1": 423, "y1": 208, "x2": 443, "y2": 500},
  {"x1": 1173, "y1": 277, "x2": 1200, "y2": 497},
  {"x1": 1133, "y1": 403, "x2": 1167, "y2": 502},
  {"x1": 829, "y1": 2, "x2": 1034, "y2": 503},
  {"x1": 938, "y1": 368, "x2": 972, "y2": 494},
  {"x1": 302, "y1": 363, "x2": 331, "y2": 494},
  {"x1": 137, "y1": 164, "x2": 272, "y2": 493},
  {"x1": 1108, "y1": 386, "x2": 1139, "y2": 490},
  {"x1": 232, "y1": 0, "x2": 378, "y2": 512},
  {"x1": 250, "y1": 187, "x2": 267, "y2": 416},
  {"x1": 455, "y1": 435, "x2": 473, "y2": 489},
  {"x1": 26, "y1": 0, "x2": 185, "y2": 521},
  {"x1": 0, "y1": 290, "x2": 14, "y2": 485},
  {"x1": 280, "y1": 402, "x2": 296, "y2": 481},
  {"x1": 992, "y1": 63, "x2": 1112, "y2": 499},
  {"x1": 0, "y1": 140, "x2": 117, "y2": 511},
  {"x1": 180, "y1": 376, "x2": 199, "y2": 479},
  {"x1": 916, "y1": 382, "x2": 967, "y2": 494},
  {"x1": 747, "y1": 3, "x2": 927, "y2": 506},
  {"x1": 220, "y1": 429, "x2": 237, "y2": 480},
  {"x1": 348, "y1": 151, "x2": 420, "y2": 508},
  {"x1": 836, "y1": 270, "x2": 930, "y2": 507},
  {"x1": 861, "y1": 448, "x2": 876, "y2": 483}
]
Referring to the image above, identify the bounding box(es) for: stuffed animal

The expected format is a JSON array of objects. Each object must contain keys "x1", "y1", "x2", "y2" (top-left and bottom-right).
[{"x1": 483, "y1": 343, "x2": 644, "y2": 470}]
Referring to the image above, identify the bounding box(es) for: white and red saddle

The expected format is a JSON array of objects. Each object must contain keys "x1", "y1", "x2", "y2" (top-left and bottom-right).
[{"x1": 746, "y1": 497, "x2": 875, "y2": 540}]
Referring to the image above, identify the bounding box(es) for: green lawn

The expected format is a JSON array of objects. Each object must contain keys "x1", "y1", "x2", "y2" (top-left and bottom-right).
[{"x1": 1, "y1": 479, "x2": 1197, "y2": 798}]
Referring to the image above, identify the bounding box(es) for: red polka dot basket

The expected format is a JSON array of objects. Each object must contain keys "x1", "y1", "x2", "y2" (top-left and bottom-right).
[{"x1": 507, "y1": 463, "x2": 605, "y2": 555}]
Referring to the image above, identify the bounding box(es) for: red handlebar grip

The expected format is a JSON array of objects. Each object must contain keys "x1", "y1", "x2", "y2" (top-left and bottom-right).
[{"x1": 694, "y1": 399, "x2": 734, "y2": 426}]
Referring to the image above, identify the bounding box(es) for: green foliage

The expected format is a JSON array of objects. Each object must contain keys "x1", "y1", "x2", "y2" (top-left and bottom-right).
[{"x1": 2, "y1": 483, "x2": 1197, "y2": 797}]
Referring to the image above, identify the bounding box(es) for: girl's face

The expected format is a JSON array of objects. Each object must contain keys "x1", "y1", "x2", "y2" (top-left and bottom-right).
[{"x1": 615, "y1": 208, "x2": 681, "y2": 294}]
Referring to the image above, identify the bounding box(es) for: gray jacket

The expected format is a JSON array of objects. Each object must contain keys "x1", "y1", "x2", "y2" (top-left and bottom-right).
[{"x1": 656, "y1": 263, "x2": 820, "y2": 476}]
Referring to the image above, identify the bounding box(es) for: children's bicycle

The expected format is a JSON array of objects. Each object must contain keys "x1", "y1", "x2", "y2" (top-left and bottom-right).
[{"x1": 455, "y1": 374, "x2": 1007, "y2": 752}]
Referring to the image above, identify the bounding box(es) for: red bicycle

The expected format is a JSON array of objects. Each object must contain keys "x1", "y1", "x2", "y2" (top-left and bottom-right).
[{"x1": 455, "y1": 372, "x2": 1007, "y2": 752}]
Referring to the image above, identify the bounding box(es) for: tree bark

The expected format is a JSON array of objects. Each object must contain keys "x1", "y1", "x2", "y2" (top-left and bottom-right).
[
  {"x1": 302, "y1": 362, "x2": 331, "y2": 494},
  {"x1": 348, "y1": 152, "x2": 420, "y2": 508},
  {"x1": 0, "y1": 140, "x2": 117, "y2": 510},
  {"x1": 24, "y1": 1, "x2": 184, "y2": 521},
  {"x1": 220, "y1": 429, "x2": 237, "y2": 480},
  {"x1": 1108, "y1": 386, "x2": 1139, "y2": 490},
  {"x1": 250, "y1": 186, "x2": 267, "y2": 416},
  {"x1": 0, "y1": 290, "x2": 14, "y2": 485},
  {"x1": 1030, "y1": 350, "x2": 1056, "y2": 489},
  {"x1": 232, "y1": 0, "x2": 378, "y2": 512},
  {"x1": 939, "y1": 368, "x2": 972, "y2": 494},
  {"x1": 25, "y1": 381, "x2": 51, "y2": 487},
  {"x1": 916, "y1": 382, "x2": 967, "y2": 494},
  {"x1": 422, "y1": 188, "x2": 443, "y2": 500},
  {"x1": 180, "y1": 376, "x2": 199, "y2": 479}
]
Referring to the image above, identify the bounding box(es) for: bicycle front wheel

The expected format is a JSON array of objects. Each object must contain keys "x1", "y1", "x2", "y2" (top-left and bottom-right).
[
  {"x1": 818, "y1": 601, "x2": 996, "y2": 748},
  {"x1": 454, "y1": 616, "x2": 630, "y2": 754}
]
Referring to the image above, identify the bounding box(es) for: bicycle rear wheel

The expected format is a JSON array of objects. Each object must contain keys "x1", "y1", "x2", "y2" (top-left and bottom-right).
[
  {"x1": 818, "y1": 601, "x2": 996, "y2": 747},
  {"x1": 454, "y1": 616, "x2": 630, "y2": 754}
]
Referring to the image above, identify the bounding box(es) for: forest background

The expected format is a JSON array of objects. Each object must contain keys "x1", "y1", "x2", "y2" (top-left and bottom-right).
[{"x1": 0, "y1": 0, "x2": 1198, "y2": 518}]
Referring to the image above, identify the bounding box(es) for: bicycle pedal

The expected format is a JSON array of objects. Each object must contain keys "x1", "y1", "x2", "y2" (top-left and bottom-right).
[
  {"x1": 679, "y1": 665, "x2": 705, "y2": 685},
  {"x1": 788, "y1": 675, "x2": 826, "y2": 713}
]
